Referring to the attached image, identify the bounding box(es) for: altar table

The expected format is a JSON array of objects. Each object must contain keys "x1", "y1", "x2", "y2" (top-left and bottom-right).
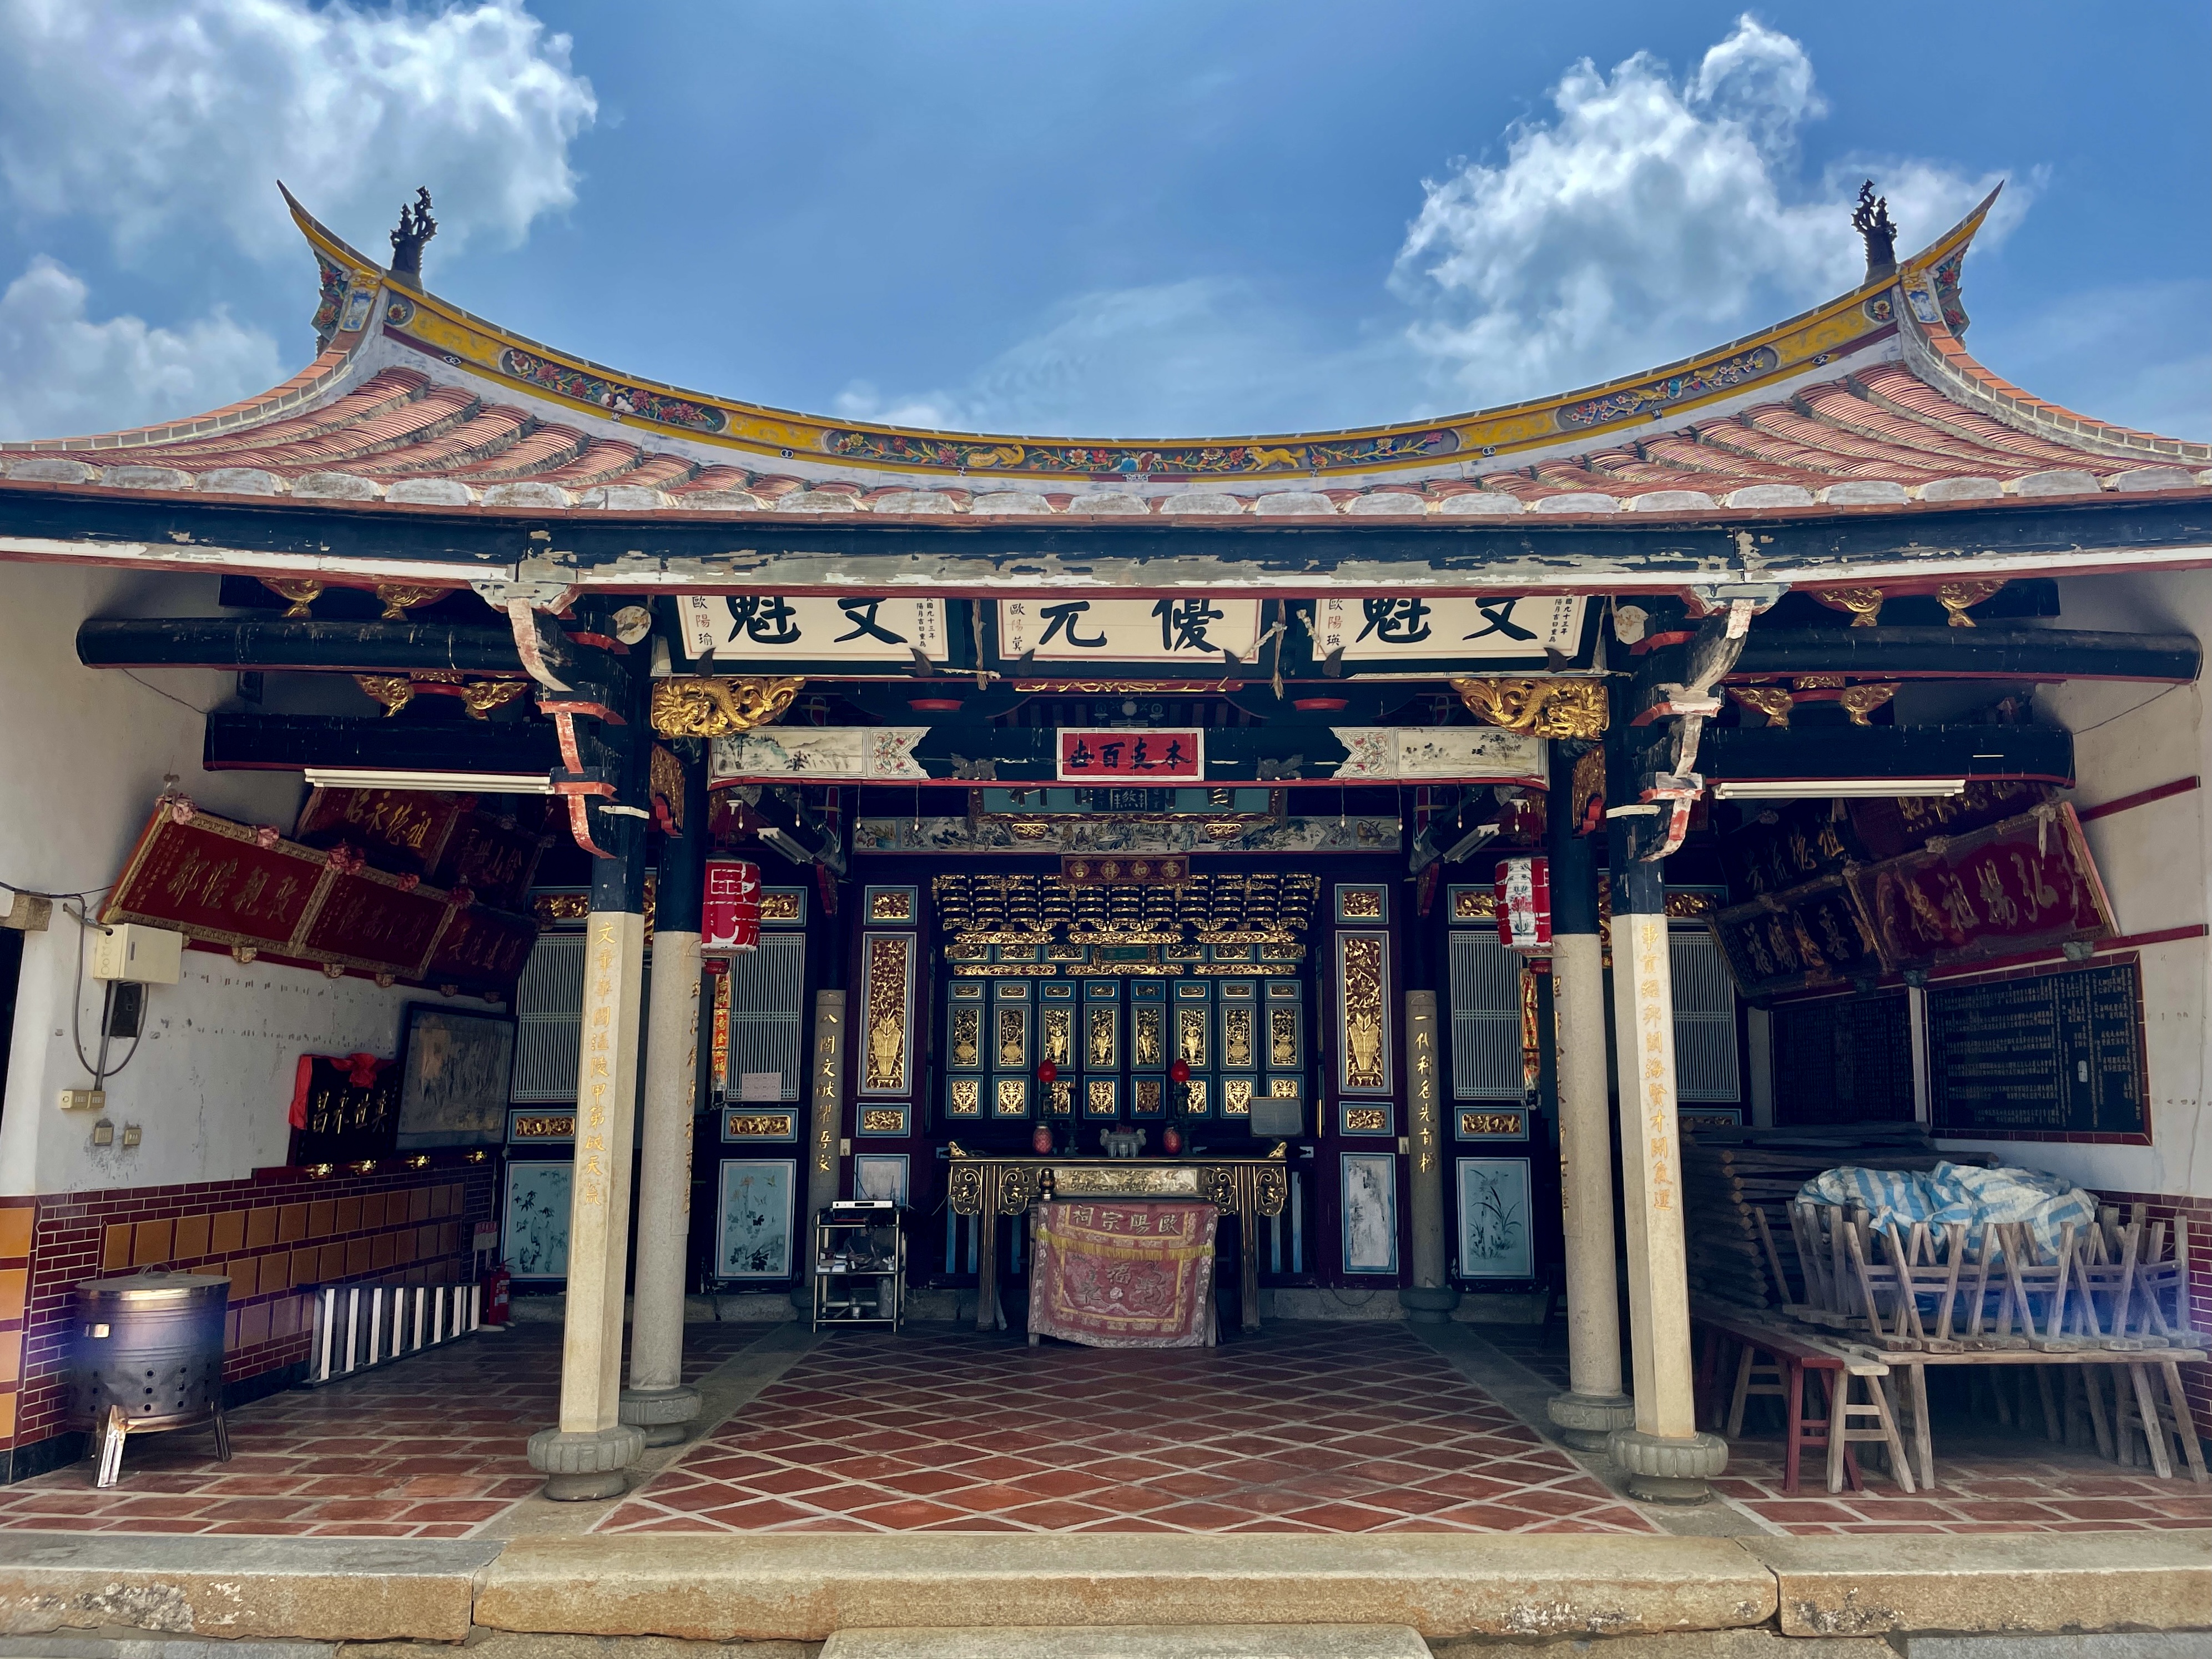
[
  {"x1": 1029, "y1": 1199, "x2": 1217, "y2": 1348},
  {"x1": 945, "y1": 1147, "x2": 1289, "y2": 1334}
]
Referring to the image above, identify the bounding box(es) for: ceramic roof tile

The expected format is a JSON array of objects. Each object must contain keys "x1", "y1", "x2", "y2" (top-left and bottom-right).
[
  {"x1": 149, "y1": 369, "x2": 431, "y2": 459},
  {"x1": 453, "y1": 423, "x2": 586, "y2": 480},
  {"x1": 8, "y1": 184, "x2": 2205, "y2": 520},
  {"x1": 352, "y1": 406, "x2": 534, "y2": 475},
  {"x1": 536, "y1": 439, "x2": 643, "y2": 487}
]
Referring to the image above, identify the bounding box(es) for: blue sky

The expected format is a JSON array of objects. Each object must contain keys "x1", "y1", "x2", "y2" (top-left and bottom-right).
[{"x1": 0, "y1": 1, "x2": 2204, "y2": 442}]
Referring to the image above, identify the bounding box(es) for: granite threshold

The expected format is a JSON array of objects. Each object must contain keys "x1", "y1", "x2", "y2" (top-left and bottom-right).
[{"x1": 0, "y1": 1531, "x2": 2200, "y2": 1646}]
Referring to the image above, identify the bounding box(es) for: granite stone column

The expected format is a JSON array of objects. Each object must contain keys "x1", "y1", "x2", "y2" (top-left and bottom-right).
[
  {"x1": 1544, "y1": 740, "x2": 1637, "y2": 1451},
  {"x1": 1603, "y1": 717, "x2": 1726, "y2": 1502},
  {"x1": 622, "y1": 741, "x2": 707, "y2": 1447},
  {"x1": 1398, "y1": 989, "x2": 1458, "y2": 1324},
  {"x1": 527, "y1": 813, "x2": 649, "y2": 1498}
]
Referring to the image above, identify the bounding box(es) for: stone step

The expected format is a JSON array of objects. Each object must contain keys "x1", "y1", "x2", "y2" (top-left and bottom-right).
[{"x1": 819, "y1": 1627, "x2": 1428, "y2": 1659}]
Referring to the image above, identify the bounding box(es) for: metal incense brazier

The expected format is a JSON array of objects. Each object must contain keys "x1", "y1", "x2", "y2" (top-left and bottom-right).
[{"x1": 71, "y1": 1270, "x2": 232, "y2": 1481}]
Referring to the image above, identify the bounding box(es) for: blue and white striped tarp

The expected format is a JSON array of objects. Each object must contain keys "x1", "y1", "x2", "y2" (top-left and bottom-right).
[{"x1": 1795, "y1": 1160, "x2": 2100, "y2": 1257}]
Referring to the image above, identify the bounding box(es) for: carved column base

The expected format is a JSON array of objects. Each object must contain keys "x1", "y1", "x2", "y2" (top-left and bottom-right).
[
  {"x1": 1397, "y1": 1285, "x2": 1460, "y2": 1325},
  {"x1": 1606, "y1": 1426, "x2": 1728, "y2": 1504},
  {"x1": 619, "y1": 1384, "x2": 702, "y2": 1448},
  {"x1": 1546, "y1": 1390, "x2": 1637, "y2": 1452},
  {"x1": 526, "y1": 1424, "x2": 644, "y2": 1501}
]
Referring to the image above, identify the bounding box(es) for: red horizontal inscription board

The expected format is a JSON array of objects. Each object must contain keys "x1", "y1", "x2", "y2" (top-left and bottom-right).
[
  {"x1": 1055, "y1": 727, "x2": 1204, "y2": 782},
  {"x1": 424, "y1": 905, "x2": 541, "y2": 988},
  {"x1": 300, "y1": 869, "x2": 457, "y2": 977},
  {"x1": 1845, "y1": 803, "x2": 2114, "y2": 976},
  {"x1": 106, "y1": 815, "x2": 329, "y2": 953},
  {"x1": 100, "y1": 802, "x2": 538, "y2": 990}
]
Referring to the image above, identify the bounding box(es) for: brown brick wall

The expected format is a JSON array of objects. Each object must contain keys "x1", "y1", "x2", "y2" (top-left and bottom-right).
[{"x1": 6, "y1": 1163, "x2": 495, "y2": 1453}]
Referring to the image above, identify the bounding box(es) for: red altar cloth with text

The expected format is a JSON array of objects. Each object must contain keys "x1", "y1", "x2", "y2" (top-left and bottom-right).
[{"x1": 1028, "y1": 1199, "x2": 1216, "y2": 1348}]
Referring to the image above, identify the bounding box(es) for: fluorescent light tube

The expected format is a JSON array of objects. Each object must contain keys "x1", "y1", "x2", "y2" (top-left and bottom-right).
[
  {"x1": 1710, "y1": 778, "x2": 1966, "y2": 800},
  {"x1": 304, "y1": 768, "x2": 553, "y2": 795}
]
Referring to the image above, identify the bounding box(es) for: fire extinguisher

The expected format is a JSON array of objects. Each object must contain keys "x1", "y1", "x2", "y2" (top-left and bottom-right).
[{"x1": 483, "y1": 1261, "x2": 512, "y2": 1326}]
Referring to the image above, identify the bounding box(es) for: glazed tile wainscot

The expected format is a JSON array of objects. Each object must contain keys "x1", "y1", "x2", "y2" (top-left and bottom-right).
[{"x1": 0, "y1": 1158, "x2": 494, "y2": 1482}]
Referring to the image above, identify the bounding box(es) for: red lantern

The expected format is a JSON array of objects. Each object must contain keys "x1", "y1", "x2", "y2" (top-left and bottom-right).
[
  {"x1": 1161, "y1": 1125, "x2": 1183, "y2": 1155},
  {"x1": 1495, "y1": 855, "x2": 1552, "y2": 953},
  {"x1": 703, "y1": 859, "x2": 763, "y2": 953},
  {"x1": 1169, "y1": 1059, "x2": 1191, "y2": 1084},
  {"x1": 1036, "y1": 1059, "x2": 1057, "y2": 1084}
]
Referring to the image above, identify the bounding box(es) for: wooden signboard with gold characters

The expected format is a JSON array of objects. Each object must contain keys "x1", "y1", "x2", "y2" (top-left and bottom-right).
[
  {"x1": 101, "y1": 798, "x2": 529, "y2": 988},
  {"x1": 1845, "y1": 803, "x2": 2114, "y2": 976}
]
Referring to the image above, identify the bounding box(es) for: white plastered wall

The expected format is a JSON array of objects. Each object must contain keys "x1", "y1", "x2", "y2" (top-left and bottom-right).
[
  {"x1": 0, "y1": 563, "x2": 490, "y2": 1197},
  {"x1": 1932, "y1": 570, "x2": 2212, "y2": 1200}
]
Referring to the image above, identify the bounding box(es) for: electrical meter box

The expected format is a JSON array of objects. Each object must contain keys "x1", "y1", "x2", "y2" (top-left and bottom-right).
[{"x1": 90, "y1": 924, "x2": 184, "y2": 984}]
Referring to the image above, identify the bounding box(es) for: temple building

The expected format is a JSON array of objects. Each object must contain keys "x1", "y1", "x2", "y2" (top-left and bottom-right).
[{"x1": 0, "y1": 177, "x2": 2208, "y2": 1531}]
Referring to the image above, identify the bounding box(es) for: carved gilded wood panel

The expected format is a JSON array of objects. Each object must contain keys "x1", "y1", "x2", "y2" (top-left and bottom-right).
[
  {"x1": 859, "y1": 932, "x2": 915, "y2": 1096},
  {"x1": 1336, "y1": 931, "x2": 1392, "y2": 1095}
]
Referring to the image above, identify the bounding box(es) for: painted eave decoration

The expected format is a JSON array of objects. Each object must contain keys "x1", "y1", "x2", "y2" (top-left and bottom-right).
[{"x1": 2, "y1": 183, "x2": 2206, "y2": 526}]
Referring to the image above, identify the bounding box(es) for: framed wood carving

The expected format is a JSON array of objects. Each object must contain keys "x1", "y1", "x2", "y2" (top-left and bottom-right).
[{"x1": 395, "y1": 1003, "x2": 515, "y2": 1150}]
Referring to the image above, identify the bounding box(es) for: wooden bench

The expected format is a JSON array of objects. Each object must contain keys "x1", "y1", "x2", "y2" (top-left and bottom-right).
[{"x1": 1692, "y1": 1302, "x2": 1897, "y2": 1495}]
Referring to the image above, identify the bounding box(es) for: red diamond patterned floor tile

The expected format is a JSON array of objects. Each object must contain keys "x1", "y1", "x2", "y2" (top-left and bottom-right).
[
  {"x1": 592, "y1": 1323, "x2": 1659, "y2": 1535},
  {"x1": 0, "y1": 1321, "x2": 753, "y2": 1537}
]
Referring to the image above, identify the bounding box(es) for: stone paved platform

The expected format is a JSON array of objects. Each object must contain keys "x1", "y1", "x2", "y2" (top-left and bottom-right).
[{"x1": 0, "y1": 1317, "x2": 2203, "y2": 1541}]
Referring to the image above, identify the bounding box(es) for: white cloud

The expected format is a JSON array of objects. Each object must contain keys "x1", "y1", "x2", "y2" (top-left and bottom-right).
[
  {"x1": 0, "y1": 256, "x2": 282, "y2": 440},
  {"x1": 0, "y1": 0, "x2": 597, "y2": 262},
  {"x1": 1392, "y1": 14, "x2": 2022, "y2": 407}
]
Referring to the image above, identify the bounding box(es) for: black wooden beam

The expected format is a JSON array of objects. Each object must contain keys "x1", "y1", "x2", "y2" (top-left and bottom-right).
[
  {"x1": 1697, "y1": 723, "x2": 2074, "y2": 788},
  {"x1": 204, "y1": 713, "x2": 561, "y2": 774},
  {"x1": 79, "y1": 616, "x2": 525, "y2": 675},
  {"x1": 5, "y1": 481, "x2": 2209, "y2": 586},
  {"x1": 1731, "y1": 627, "x2": 2200, "y2": 683}
]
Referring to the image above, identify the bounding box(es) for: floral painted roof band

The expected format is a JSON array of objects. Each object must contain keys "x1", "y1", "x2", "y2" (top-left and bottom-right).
[{"x1": 498, "y1": 348, "x2": 727, "y2": 434}]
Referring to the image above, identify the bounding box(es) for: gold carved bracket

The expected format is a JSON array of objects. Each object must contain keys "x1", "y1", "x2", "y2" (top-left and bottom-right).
[
  {"x1": 650, "y1": 676, "x2": 804, "y2": 737},
  {"x1": 1450, "y1": 677, "x2": 1608, "y2": 738}
]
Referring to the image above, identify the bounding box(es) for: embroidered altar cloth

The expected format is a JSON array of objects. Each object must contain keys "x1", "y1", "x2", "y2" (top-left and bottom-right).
[{"x1": 1029, "y1": 1199, "x2": 1216, "y2": 1348}]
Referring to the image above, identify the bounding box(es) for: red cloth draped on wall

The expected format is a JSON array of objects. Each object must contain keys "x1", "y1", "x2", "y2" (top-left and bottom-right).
[{"x1": 1028, "y1": 1199, "x2": 1216, "y2": 1348}]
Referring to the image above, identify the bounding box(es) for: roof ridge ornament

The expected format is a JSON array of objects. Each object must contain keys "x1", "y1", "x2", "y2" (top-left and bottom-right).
[
  {"x1": 389, "y1": 187, "x2": 437, "y2": 288},
  {"x1": 1853, "y1": 180, "x2": 1897, "y2": 283}
]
